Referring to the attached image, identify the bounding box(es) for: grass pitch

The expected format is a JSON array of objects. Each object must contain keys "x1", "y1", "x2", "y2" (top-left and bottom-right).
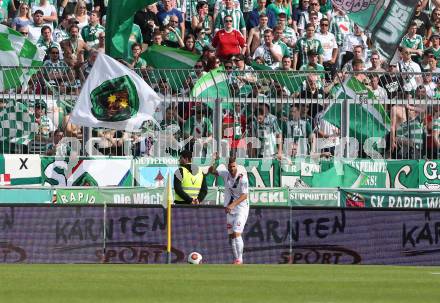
[{"x1": 0, "y1": 264, "x2": 439, "y2": 303}]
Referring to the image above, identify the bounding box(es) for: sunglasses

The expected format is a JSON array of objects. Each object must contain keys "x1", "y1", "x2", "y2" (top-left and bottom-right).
[
  {"x1": 320, "y1": 23, "x2": 329, "y2": 26},
  {"x1": 225, "y1": 65, "x2": 233, "y2": 69},
  {"x1": 51, "y1": 52, "x2": 59, "y2": 54},
  {"x1": 20, "y1": 31, "x2": 29, "y2": 35},
  {"x1": 225, "y1": 19, "x2": 233, "y2": 23}
]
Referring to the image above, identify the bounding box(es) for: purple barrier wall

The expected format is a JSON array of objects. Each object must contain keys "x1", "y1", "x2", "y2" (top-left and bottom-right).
[{"x1": 0, "y1": 206, "x2": 439, "y2": 265}]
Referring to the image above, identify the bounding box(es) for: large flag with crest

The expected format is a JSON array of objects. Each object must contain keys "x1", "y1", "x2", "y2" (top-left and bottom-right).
[
  {"x1": 0, "y1": 24, "x2": 45, "y2": 92},
  {"x1": 70, "y1": 53, "x2": 161, "y2": 131}
]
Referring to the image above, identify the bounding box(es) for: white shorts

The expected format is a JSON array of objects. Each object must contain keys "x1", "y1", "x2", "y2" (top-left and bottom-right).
[{"x1": 226, "y1": 208, "x2": 249, "y2": 234}]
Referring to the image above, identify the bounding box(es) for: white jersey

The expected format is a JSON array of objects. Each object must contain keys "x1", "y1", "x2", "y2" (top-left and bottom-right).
[{"x1": 217, "y1": 168, "x2": 249, "y2": 213}]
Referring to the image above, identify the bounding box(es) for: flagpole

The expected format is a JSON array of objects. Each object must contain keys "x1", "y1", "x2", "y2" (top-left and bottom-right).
[{"x1": 166, "y1": 173, "x2": 172, "y2": 264}]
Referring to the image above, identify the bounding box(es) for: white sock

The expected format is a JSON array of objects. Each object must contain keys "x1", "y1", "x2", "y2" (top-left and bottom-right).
[
  {"x1": 231, "y1": 237, "x2": 238, "y2": 260},
  {"x1": 234, "y1": 236, "x2": 244, "y2": 262}
]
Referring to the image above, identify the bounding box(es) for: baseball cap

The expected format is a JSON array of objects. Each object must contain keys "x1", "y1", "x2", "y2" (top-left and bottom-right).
[{"x1": 307, "y1": 50, "x2": 318, "y2": 56}]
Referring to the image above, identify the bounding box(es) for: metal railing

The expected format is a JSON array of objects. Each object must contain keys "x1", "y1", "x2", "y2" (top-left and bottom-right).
[{"x1": 0, "y1": 66, "x2": 439, "y2": 160}]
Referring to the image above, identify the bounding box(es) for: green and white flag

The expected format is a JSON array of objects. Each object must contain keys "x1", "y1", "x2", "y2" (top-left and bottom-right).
[
  {"x1": 302, "y1": 163, "x2": 366, "y2": 188},
  {"x1": 0, "y1": 154, "x2": 42, "y2": 186},
  {"x1": 250, "y1": 62, "x2": 307, "y2": 93},
  {"x1": 333, "y1": 0, "x2": 418, "y2": 61},
  {"x1": 106, "y1": 0, "x2": 156, "y2": 60},
  {"x1": 142, "y1": 45, "x2": 201, "y2": 92},
  {"x1": 323, "y1": 76, "x2": 390, "y2": 144},
  {"x1": 0, "y1": 101, "x2": 37, "y2": 149},
  {"x1": 0, "y1": 24, "x2": 45, "y2": 92},
  {"x1": 70, "y1": 53, "x2": 161, "y2": 131},
  {"x1": 191, "y1": 66, "x2": 230, "y2": 99},
  {"x1": 143, "y1": 45, "x2": 200, "y2": 69}
]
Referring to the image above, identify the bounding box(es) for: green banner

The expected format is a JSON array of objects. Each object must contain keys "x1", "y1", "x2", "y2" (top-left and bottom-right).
[
  {"x1": 56, "y1": 187, "x2": 218, "y2": 205},
  {"x1": 0, "y1": 188, "x2": 53, "y2": 204},
  {"x1": 289, "y1": 189, "x2": 339, "y2": 207},
  {"x1": 341, "y1": 189, "x2": 440, "y2": 209},
  {"x1": 281, "y1": 158, "x2": 420, "y2": 189},
  {"x1": 217, "y1": 187, "x2": 289, "y2": 206}
]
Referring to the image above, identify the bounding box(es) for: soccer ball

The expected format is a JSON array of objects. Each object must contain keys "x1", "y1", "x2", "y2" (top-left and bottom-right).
[{"x1": 187, "y1": 252, "x2": 203, "y2": 264}]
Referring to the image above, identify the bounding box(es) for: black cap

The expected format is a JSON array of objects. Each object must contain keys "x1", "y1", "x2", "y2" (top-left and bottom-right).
[
  {"x1": 35, "y1": 99, "x2": 47, "y2": 109},
  {"x1": 307, "y1": 50, "x2": 318, "y2": 56}
]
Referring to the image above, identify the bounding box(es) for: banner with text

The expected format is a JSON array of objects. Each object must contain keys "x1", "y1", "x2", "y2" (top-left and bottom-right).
[
  {"x1": 1, "y1": 206, "x2": 440, "y2": 265},
  {"x1": 341, "y1": 189, "x2": 440, "y2": 209},
  {"x1": 281, "y1": 158, "x2": 419, "y2": 189}
]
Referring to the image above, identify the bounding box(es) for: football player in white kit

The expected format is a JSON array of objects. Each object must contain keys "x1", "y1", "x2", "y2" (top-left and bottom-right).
[{"x1": 209, "y1": 155, "x2": 249, "y2": 264}]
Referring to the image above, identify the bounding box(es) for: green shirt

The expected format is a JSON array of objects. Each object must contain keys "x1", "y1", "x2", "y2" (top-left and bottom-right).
[
  {"x1": 400, "y1": 34, "x2": 424, "y2": 51},
  {"x1": 252, "y1": 113, "x2": 281, "y2": 157},
  {"x1": 214, "y1": 8, "x2": 246, "y2": 31},
  {"x1": 274, "y1": 40, "x2": 291, "y2": 57},
  {"x1": 0, "y1": 0, "x2": 11, "y2": 22},
  {"x1": 428, "y1": 46, "x2": 440, "y2": 67},
  {"x1": 81, "y1": 23, "x2": 105, "y2": 48},
  {"x1": 132, "y1": 57, "x2": 148, "y2": 69},
  {"x1": 294, "y1": 37, "x2": 324, "y2": 66},
  {"x1": 329, "y1": 14, "x2": 353, "y2": 46},
  {"x1": 266, "y1": 3, "x2": 291, "y2": 24},
  {"x1": 282, "y1": 118, "x2": 312, "y2": 154}
]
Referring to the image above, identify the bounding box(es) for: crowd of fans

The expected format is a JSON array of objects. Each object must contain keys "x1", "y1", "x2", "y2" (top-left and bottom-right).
[{"x1": 1, "y1": 0, "x2": 440, "y2": 160}]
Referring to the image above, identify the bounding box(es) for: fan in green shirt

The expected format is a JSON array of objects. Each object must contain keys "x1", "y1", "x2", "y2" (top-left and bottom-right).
[
  {"x1": 183, "y1": 106, "x2": 213, "y2": 143},
  {"x1": 80, "y1": 10, "x2": 105, "y2": 48}
]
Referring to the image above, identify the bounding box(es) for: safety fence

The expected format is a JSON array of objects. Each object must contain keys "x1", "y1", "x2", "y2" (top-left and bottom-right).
[
  {"x1": 0, "y1": 204, "x2": 439, "y2": 264},
  {"x1": 1, "y1": 67, "x2": 440, "y2": 160}
]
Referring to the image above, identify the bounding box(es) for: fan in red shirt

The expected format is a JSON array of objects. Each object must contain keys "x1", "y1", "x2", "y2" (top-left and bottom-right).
[{"x1": 212, "y1": 15, "x2": 246, "y2": 61}]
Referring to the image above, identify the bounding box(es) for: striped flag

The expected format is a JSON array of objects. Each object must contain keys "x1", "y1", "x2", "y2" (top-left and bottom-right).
[
  {"x1": 323, "y1": 76, "x2": 390, "y2": 144},
  {"x1": 191, "y1": 66, "x2": 230, "y2": 99},
  {"x1": 142, "y1": 45, "x2": 201, "y2": 92},
  {"x1": 0, "y1": 174, "x2": 11, "y2": 186},
  {"x1": 0, "y1": 24, "x2": 45, "y2": 92},
  {"x1": 0, "y1": 101, "x2": 37, "y2": 150},
  {"x1": 250, "y1": 62, "x2": 307, "y2": 93}
]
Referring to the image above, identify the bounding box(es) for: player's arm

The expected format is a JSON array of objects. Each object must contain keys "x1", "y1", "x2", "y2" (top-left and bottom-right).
[
  {"x1": 225, "y1": 193, "x2": 248, "y2": 213},
  {"x1": 207, "y1": 152, "x2": 220, "y2": 176}
]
